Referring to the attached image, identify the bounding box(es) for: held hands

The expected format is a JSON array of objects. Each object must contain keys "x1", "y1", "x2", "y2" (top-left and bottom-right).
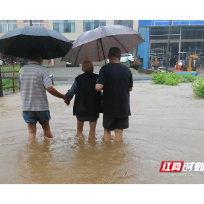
[
  {"x1": 62, "y1": 95, "x2": 70, "y2": 106},
  {"x1": 64, "y1": 99, "x2": 70, "y2": 106}
]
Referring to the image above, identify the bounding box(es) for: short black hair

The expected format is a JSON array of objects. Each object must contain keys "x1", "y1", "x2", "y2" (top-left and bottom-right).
[
  {"x1": 29, "y1": 48, "x2": 42, "y2": 59},
  {"x1": 108, "y1": 47, "x2": 121, "y2": 58}
]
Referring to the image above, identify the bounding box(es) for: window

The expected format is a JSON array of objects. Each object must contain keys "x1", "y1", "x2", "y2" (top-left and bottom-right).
[
  {"x1": 53, "y1": 20, "x2": 75, "y2": 33},
  {"x1": 150, "y1": 26, "x2": 180, "y2": 40},
  {"x1": 24, "y1": 20, "x2": 44, "y2": 27},
  {"x1": 114, "y1": 20, "x2": 133, "y2": 29},
  {"x1": 181, "y1": 26, "x2": 204, "y2": 39},
  {"x1": 150, "y1": 27, "x2": 168, "y2": 40},
  {"x1": 0, "y1": 20, "x2": 17, "y2": 33},
  {"x1": 83, "y1": 20, "x2": 106, "y2": 31}
]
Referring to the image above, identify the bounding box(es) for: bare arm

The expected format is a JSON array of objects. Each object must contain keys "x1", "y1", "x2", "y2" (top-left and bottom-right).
[
  {"x1": 46, "y1": 86, "x2": 67, "y2": 101},
  {"x1": 95, "y1": 84, "x2": 103, "y2": 91}
]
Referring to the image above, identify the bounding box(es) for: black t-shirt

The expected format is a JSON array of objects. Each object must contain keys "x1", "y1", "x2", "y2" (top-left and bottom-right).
[{"x1": 96, "y1": 63, "x2": 133, "y2": 118}]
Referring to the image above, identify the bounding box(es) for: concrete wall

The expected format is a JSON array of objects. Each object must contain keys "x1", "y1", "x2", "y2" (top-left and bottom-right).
[
  {"x1": 17, "y1": 20, "x2": 24, "y2": 28},
  {"x1": 53, "y1": 58, "x2": 66, "y2": 67},
  {"x1": 44, "y1": 20, "x2": 49, "y2": 28},
  {"x1": 133, "y1": 20, "x2": 139, "y2": 32},
  {"x1": 106, "y1": 20, "x2": 114, "y2": 26}
]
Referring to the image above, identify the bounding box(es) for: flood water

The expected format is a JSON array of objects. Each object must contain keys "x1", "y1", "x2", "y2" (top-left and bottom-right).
[{"x1": 1, "y1": 83, "x2": 204, "y2": 184}]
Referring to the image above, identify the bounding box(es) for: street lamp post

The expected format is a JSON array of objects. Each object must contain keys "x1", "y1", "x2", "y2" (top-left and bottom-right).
[{"x1": 166, "y1": 20, "x2": 172, "y2": 71}]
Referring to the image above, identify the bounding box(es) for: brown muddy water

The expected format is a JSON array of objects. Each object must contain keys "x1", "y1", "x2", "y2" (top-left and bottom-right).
[{"x1": 1, "y1": 82, "x2": 204, "y2": 184}]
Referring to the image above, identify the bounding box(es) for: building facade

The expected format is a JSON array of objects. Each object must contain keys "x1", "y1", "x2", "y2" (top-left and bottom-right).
[
  {"x1": 138, "y1": 20, "x2": 204, "y2": 69},
  {"x1": 0, "y1": 20, "x2": 139, "y2": 66}
]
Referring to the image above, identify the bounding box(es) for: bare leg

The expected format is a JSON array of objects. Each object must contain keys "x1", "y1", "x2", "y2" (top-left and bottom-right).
[
  {"x1": 114, "y1": 129, "x2": 123, "y2": 142},
  {"x1": 103, "y1": 128, "x2": 112, "y2": 141},
  {"x1": 89, "y1": 121, "x2": 97, "y2": 139},
  {"x1": 75, "y1": 120, "x2": 85, "y2": 137},
  {"x1": 27, "y1": 123, "x2": 37, "y2": 141},
  {"x1": 42, "y1": 121, "x2": 53, "y2": 138}
]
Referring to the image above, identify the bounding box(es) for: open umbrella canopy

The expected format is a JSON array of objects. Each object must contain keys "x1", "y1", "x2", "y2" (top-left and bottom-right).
[
  {"x1": 0, "y1": 26, "x2": 72, "y2": 59},
  {"x1": 62, "y1": 25, "x2": 144, "y2": 64}
]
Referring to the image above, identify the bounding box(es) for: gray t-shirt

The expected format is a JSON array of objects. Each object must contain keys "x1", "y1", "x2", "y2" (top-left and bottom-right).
[{"x1": 18, "y1": 61, "x2": 52, "y2": 111}]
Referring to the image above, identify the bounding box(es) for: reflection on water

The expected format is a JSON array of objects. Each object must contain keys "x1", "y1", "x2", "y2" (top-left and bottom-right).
[
  {"x1": 16, "y1": 136, "x2": 134, "y2": 184},
  {"x1": 18, "y1": 139, "x2": 54, "y2": 183}
]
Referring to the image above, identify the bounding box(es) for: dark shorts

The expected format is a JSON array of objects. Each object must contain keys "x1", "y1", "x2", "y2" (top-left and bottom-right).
[
  {"x1": 22, "y1": 110, "x2": 51, "y2": 125},
  {"x1": 76, "y1": 114, "x2": 99, "y2": 122},
  {"x1": 103, "y1": 115, "x2": 129, "y2": 130}
]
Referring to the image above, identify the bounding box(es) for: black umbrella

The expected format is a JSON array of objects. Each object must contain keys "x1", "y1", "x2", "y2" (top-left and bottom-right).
[{"x1": 0, "y1": 26, "x2": 72, "y2": 59}]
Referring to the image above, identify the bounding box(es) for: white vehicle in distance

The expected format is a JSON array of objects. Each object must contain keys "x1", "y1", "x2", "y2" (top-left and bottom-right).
[
  {"x1": 105, "y1": 53, "x2": 134, "y2": 64},
  {"x1": 66, "y1": 62, "x2": 80, "y2": 67}
]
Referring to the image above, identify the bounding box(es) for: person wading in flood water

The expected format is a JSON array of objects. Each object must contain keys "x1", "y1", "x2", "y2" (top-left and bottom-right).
[
  {"x1": 95, "y1": 47, "x2": 133, "y2": 142},
  {"x1": 65, "y1": 60, "x2": 102, "y2": 139},
  {"x1": 18, "y1": 48, "x2": 68, "y2": 141}
]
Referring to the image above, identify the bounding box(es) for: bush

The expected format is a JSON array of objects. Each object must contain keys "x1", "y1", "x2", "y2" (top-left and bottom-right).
[
  {"x1": 152, "y1": 72, "x2": 197, "y2": 86},
  {"x1": 2, "y1": 79, "x2": 17, "y2": 92},
  {"x1": 165, "y1": 78, "x2": 179, "y2": 85},
  {"x1": 151, "y1": 72, "x2": 167, "y2": 84},
  {"x1": 164, "y1": 73, "x2": 180, "y2": 86},
  {"x1": 2, "y1": 78, "x2": 12, "y2": 86},
  {"x1": 192, "y1": 77, "x2": 204, "y2": 98},
  {"x1": 179, "y1": 74, "x2": 196, "y2": 83}
]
